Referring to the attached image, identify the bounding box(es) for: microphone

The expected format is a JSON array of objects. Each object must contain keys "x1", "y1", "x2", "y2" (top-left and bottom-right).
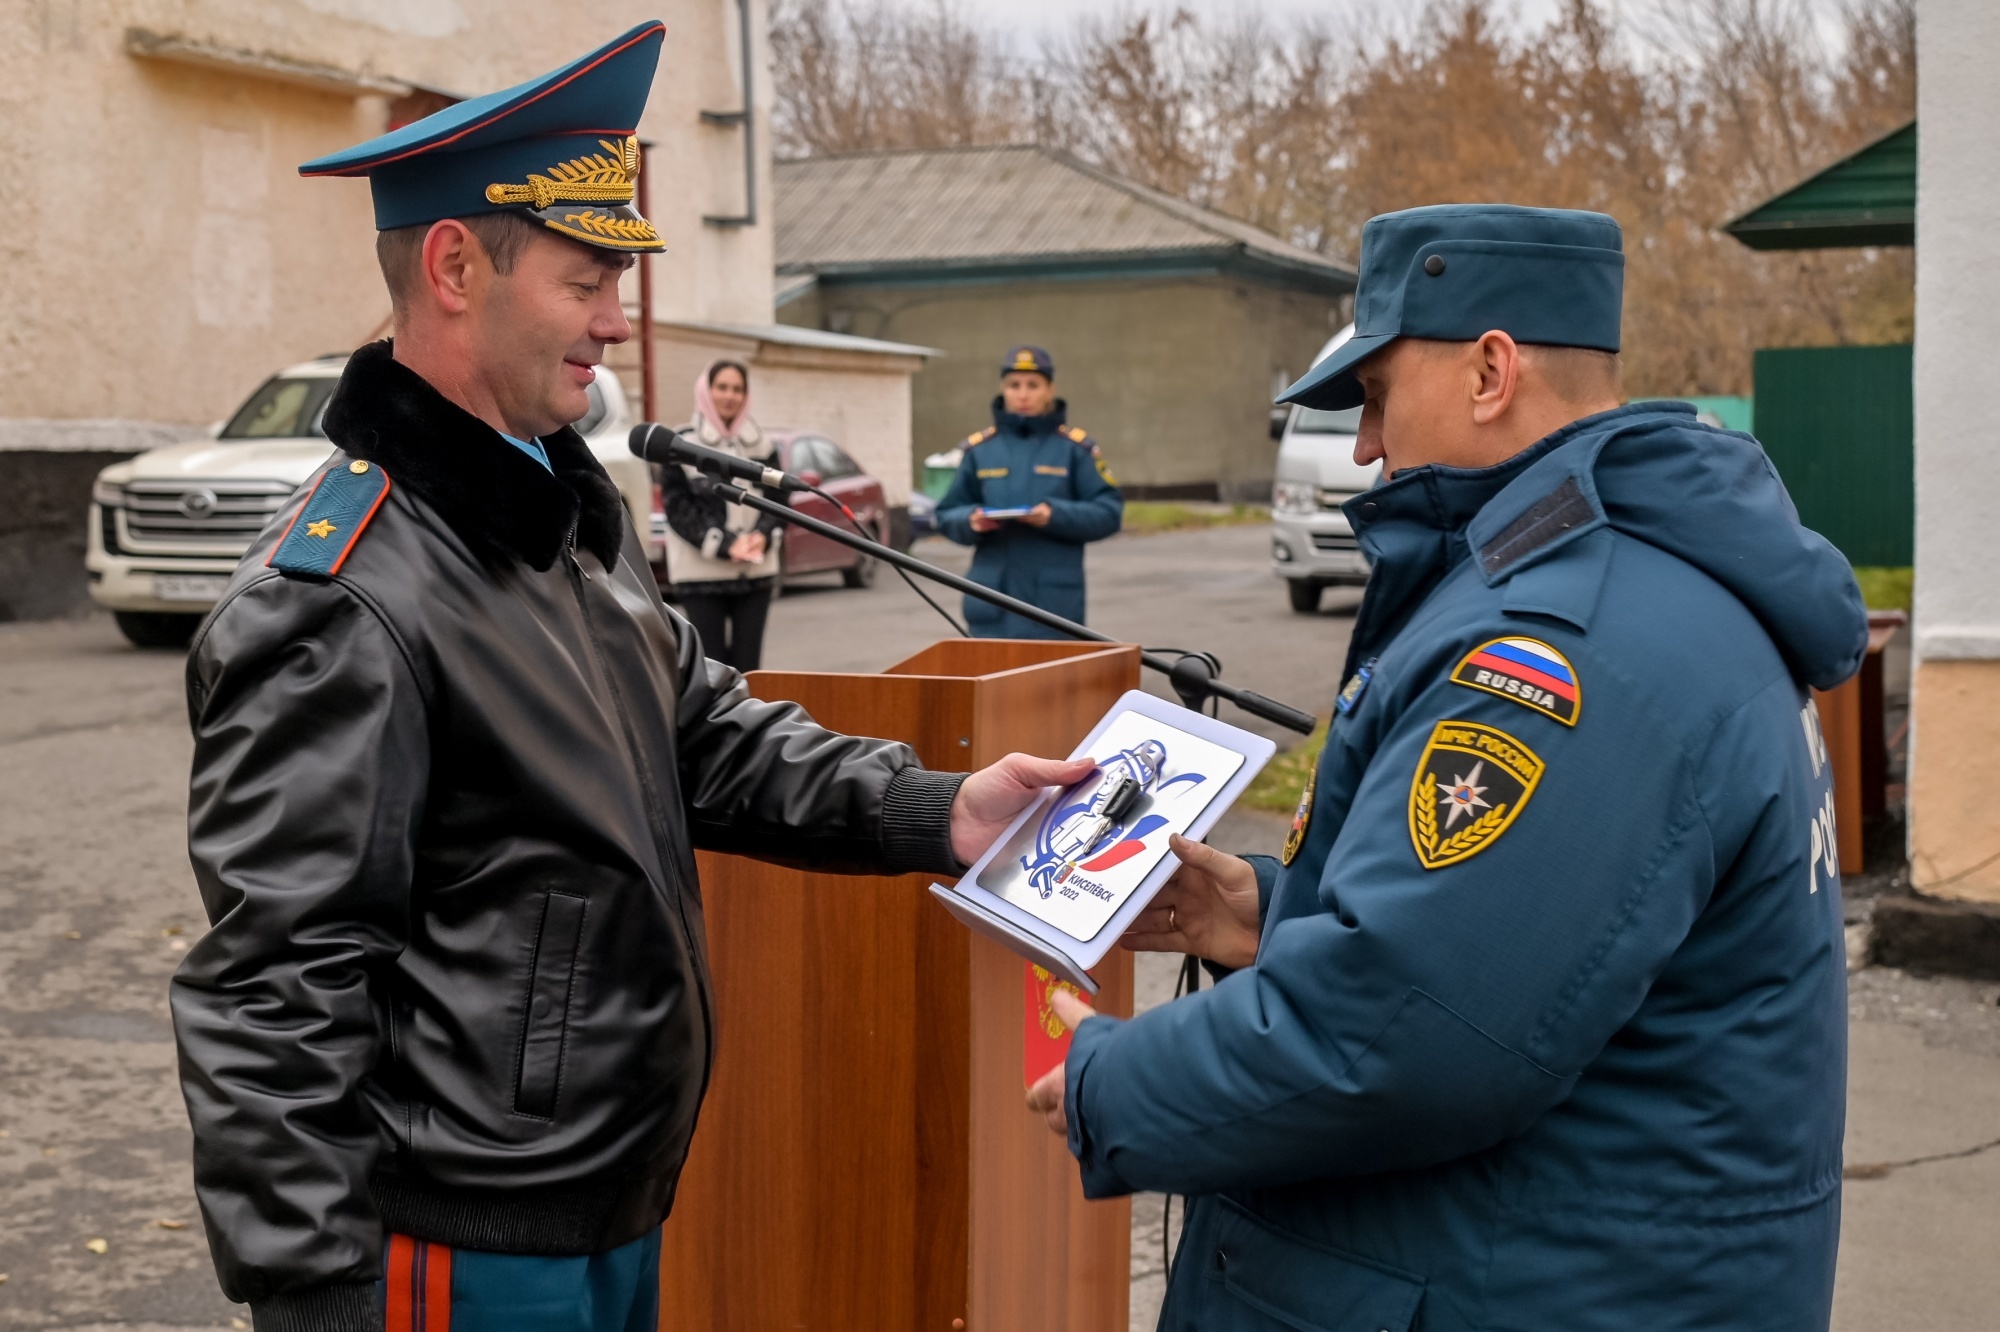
[{"x1": 628, "y1": 423, "x2": 812, "y2": 494}]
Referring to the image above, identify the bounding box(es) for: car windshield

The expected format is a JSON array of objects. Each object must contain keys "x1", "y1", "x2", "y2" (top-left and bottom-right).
[
  {"x1": 221, "y1": 376, "x2": 338, "y2": 440},
  {"x1": 1291, "y1": 405, "x2": 1362, "y2": 435}
]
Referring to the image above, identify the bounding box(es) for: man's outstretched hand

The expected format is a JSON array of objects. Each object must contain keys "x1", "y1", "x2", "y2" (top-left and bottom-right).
[
  {"x1": 949, "y1": 752, "x2": 1096, "y2": 866},
  {"x1": 1024, "y1": 987, "x2": 1096, "y2": 1134},
  {"x1": 1116, "y1": 834, "x2": 1262, "y2": 969}
]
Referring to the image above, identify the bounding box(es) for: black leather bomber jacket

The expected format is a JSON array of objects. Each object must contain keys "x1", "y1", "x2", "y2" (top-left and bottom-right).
[{"x1": 170, "y1": 343, "x2": 965, "y2": 1329}]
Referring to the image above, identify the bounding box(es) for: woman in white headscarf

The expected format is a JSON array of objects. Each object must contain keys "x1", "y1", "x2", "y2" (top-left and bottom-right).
[{"x1": 658, "y1": 359, "x2": 784, "y2": 670}]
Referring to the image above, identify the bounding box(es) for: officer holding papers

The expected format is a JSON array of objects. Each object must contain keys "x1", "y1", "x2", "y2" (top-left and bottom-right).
[
  {"x1": 1029, "y1": 204, "x2": 1867, "y2": 1331},
  {"x1": 936, "y1": 345, "x2": 1123, "y2": 637}
]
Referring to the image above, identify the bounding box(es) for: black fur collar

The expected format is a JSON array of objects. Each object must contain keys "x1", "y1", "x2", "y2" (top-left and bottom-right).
[{"x1": 321, "y1": 340, "x2": 628, "y2": 572}]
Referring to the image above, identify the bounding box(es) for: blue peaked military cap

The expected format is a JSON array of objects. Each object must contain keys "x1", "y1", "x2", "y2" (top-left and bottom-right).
[
  {"x1": 1279, "y1": 204, "x2": 1625, "y2": 410},
  {"x1": 298, "y1": 21, "x2": 667, "y2": 253},
  {"x1": 1001, "y1": 345, "x2": 1056, "y2": 379}
]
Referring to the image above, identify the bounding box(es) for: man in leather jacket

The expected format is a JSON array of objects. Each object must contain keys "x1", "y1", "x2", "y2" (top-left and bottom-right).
[{"x1": 171, "y1": 25, "x2": 1089, "y2": 1329}]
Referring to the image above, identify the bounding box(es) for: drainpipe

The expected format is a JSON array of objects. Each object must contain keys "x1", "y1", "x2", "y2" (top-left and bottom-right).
[
  {"x1": 700, "y1": 0, "x2": 756, "y2": 228},
  {"x1": 636, "y1": 139, "x2": 657, "y2": 422}
]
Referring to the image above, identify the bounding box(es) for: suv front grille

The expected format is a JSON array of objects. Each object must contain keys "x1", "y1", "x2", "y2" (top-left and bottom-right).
[
  {"x1": 1317, "y1": 489, "x2": 1362, "y2": 512},
  {"x1": 1311, "y1": 532, "x2": 1361, "y2": 553},
  {"x1": 116, "y1": 481, "x2": 295, "y2": 553}
]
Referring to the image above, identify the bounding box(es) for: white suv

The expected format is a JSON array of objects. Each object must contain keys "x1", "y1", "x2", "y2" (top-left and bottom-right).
[
  {"x1": 1269, "y1": 325, "x2": 1379, "y2": 613},
  {"x1": 87, "y1": 356, "x2": 654, "y2": 647}
]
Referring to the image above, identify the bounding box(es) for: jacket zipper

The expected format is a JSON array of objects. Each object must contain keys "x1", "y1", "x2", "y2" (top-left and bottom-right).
[{"x1": 562, "y1": 528, "x2": 717, "y2": 1092}]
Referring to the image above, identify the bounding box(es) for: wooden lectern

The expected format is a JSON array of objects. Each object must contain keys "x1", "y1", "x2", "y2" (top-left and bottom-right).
[{"x1": 658, "y1": 639, "x2": 1142, "y2": 1332}]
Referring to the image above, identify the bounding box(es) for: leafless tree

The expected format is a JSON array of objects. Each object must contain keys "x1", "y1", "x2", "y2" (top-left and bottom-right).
[
  {"x1": 769, "y1": 0, "x2": 1030, "y2": 155},
  {"x1": 768, "y1": 0, "x2": 1917, "y2": 395}
]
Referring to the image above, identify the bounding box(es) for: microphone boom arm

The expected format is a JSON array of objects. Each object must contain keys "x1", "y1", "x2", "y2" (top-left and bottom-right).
[{"x1": 692, "y1": 475, "x2": 1317, "y2": 735}]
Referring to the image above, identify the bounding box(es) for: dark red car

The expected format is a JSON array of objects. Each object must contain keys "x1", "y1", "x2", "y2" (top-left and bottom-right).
[
  {"x1": 647, "y1": 429, "x2": 890, "y2": 589},
  {"x1": 772, "y1": 430, "x2": 890, "y2": 587}
]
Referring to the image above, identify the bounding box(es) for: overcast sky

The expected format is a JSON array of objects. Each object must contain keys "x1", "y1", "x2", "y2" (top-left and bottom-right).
[
  {"x1": 869, "y1": 0, "x2": 1852, "y2": 62},
  {"x1": 880, "y1": 0, "x2": 1574, "y2": 48}
]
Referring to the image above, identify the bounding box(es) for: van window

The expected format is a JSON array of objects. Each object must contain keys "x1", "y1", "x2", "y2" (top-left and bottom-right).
[
  {"x1": 220, "y1": 377, "x2": 337, "y2": 439},
  {"x1": 1291, "y1": 405, "x2": 1362, "y2": 435}
]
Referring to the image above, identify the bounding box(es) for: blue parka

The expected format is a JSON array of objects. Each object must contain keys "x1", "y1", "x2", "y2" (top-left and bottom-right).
[
  {"x1": 1065, "y1": 404, "x2": 1867, "y2": 1331},
  {"x1": 936, "y1": 398, "x2": 1122, "y2": 637}
]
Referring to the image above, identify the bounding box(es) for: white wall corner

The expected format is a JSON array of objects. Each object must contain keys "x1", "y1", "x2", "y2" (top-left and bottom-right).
[{"x1": 1912, "y1": 0, "x2": 2000, "y2": 659}]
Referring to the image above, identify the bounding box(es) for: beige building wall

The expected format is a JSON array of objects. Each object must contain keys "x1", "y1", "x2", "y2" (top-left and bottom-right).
[
  {"x1": 1909, "y1": 0, "x2": 2000, "y2": 902},
  {"x1": 625, "y1": 324, "x2": 928, "y2": 508},
  {"x1": 784, "y1": 274, "x2": 1344, "y2": 500},
  {"x1": 0, "y1": 0, "x2": 774, "y2": 431}
]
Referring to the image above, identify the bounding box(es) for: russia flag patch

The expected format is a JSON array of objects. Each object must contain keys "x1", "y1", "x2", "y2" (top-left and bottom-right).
[{"x1": 1449, "y1": 636, "x2": 1581, "y2": 725}]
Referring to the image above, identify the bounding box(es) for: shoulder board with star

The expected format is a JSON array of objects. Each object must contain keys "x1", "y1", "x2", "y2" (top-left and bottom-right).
[
  {"x1": 268, "y1": 459, "x2": 391, "y2": 578},
  {"x1": 965, "y1": 426, "x2": 998, "y2": 448},
  {"x1": 1062, "y1": 425, "x2": 1093, "y2": 446}
]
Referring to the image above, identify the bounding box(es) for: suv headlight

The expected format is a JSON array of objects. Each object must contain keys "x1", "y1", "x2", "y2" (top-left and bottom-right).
[
  {"x1": 1271, "y1": 480, "x2": 1317, "y2": 516},
  {"x1": 91, "y1": 479, "x2": 124, "y2": 508}
]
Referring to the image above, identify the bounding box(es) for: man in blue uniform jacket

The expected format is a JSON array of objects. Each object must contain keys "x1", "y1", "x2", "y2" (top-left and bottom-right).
[
  {"x1": 936, "y1": 345, "x2": 1122, "y2": 636},
  {"x1": 1027, "y1": 205, "x2": 1866, "y2": 1331}
]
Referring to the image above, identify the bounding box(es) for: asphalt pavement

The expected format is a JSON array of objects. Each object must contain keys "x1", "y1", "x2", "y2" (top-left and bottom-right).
[{"x1": 2, "y1": 522, "x2": 1995, "y2": 1329}]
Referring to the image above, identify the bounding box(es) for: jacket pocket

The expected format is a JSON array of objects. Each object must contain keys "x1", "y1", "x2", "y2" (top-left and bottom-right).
[
  {"x1": 514, "y1": 890, "x2": 588, "y2": 1119},
  {"x1": 1203, "y1": 1199, "x2": 1426, "y2": 1332}
]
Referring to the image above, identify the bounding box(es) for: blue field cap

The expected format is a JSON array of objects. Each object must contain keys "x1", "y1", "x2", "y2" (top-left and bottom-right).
[
  {"x1": 1279, "y1": 204, "x2": 1625, "y2": 410},
  {"x1": 299, "y1": 21, "x2": 667, "y2": 253},
  {"x1": 1001, "y1": 345, "x2": 1055, "y2": 379}
]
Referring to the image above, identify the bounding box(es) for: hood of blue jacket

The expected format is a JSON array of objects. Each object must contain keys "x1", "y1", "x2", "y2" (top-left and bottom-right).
[{"x1": 1461, "y1": 402, "x2": 1868, "y2": 691}]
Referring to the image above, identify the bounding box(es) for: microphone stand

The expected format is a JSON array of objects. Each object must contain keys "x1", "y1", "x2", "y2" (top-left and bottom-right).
[{"x1": 692, "y1": 474, "x2": 1317, "y2": 735}]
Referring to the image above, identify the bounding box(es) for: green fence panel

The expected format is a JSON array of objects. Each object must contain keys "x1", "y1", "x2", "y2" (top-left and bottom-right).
[{"x1": 1751, "y1": 344, "x2": 1913, "y2": 566}]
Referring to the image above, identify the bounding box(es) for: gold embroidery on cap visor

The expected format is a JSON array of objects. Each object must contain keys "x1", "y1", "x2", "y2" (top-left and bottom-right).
[
  {"x1": 544, "y1": 207, "x2": 662, "y2": 250},
  {"x1": 485, "y1": 136, "x2": 664, "y2": 252},
  {"x1": 1407, "y1": 720, "x2": 1544, "y2": 870}
]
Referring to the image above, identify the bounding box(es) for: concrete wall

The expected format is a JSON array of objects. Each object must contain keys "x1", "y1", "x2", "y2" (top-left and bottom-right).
[
  {"x1": 0, "y1": 451, "x2": 136, "y2": 621},
  {"x1": 0, "y1": 0, "x2": 773, "y2": 429},
  {"x1": 783, "y1": 273, "x2": 1345, "y2": 501},
  {"x1": 1909, "y1": 0, "x2": 2000, "y2": 901}
]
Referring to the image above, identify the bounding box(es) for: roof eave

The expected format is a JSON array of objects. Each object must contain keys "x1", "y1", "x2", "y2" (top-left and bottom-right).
[
  {"x1": 1723, "y1": 214, "x2": 1915, "y2": 251},
  {"x1": 779, "y1": 244, "x2": 1353, "y2": 295},
  {"x1": 1722, "y1": 119, "x2": 1916, "y2": 250}
]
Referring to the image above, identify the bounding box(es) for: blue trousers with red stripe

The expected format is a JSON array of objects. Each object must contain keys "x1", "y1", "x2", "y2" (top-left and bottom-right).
[{"x1": 382, "y1": 1229, "x2": 660, "y2": 1332}]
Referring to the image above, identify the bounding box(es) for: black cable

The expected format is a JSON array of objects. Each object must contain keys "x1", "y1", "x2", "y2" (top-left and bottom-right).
[{"x1": 806, "y1": 482, "x2": 969, "y2": 638}]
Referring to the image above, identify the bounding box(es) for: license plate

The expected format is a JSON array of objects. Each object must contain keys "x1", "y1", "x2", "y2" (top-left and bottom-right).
[{"x1": 153, "y1": 573, "x2": 229, "y2": 603}]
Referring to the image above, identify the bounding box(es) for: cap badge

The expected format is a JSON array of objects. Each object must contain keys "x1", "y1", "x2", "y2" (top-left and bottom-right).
[{"x1": 485, "y1": 136, "x2": 641, "y2": 211}]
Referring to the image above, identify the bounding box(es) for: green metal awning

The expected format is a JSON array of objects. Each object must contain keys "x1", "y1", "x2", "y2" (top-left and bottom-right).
[{"x1": 1724, "y1": 121, "x2": 1915, "y2": 251}]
